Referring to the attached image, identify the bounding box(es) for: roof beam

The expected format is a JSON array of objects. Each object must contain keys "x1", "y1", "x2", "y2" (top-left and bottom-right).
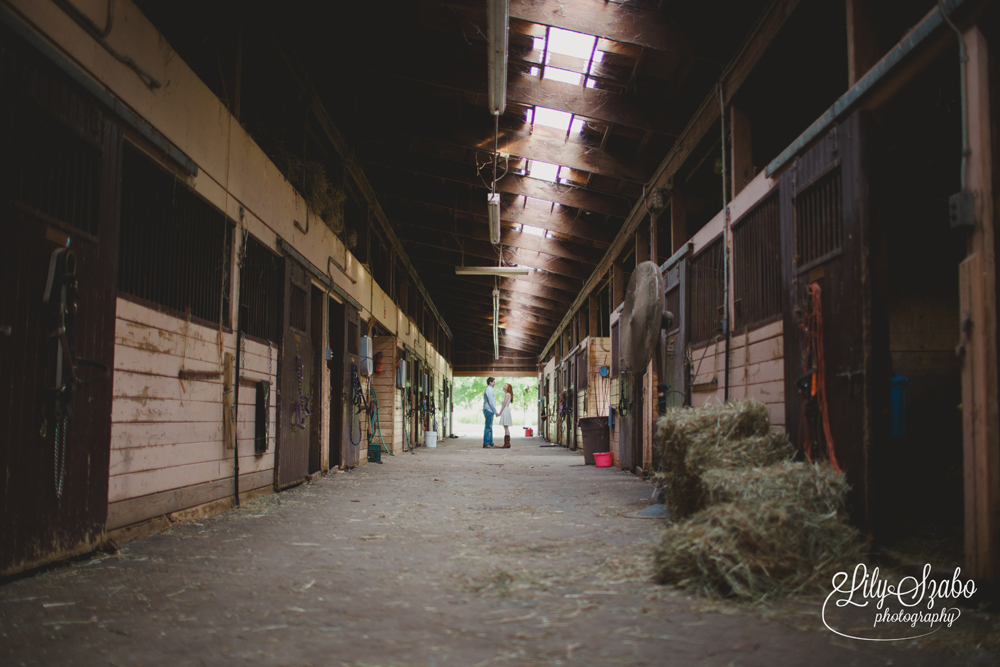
[
  {"x1": 359, "y1": 146, "x2": 631, "y2": 217},
  {"x1": 419, "y1": 0, "x2": 704, "y2": 59},
  {"x1": 421, "y1": 269, "x2": 577, "y2": 304},
  {"x1": 410, "y1": 257, "x2": 583, "y2": 299},
  {"x1": 358, "y1": 108, "x2": 652, "y2": 183},
  {"x1": 418, "y1": 275, "x2": 573, "y2": 317},
  {"x1": 356, "y1": 63, "x2": 685, "y2": 136},
  {"x1": 398, "y1": 232, "x2": 592, "y2": 281},
  {"x1": 509, "y1": 0, "x2": 704, "y2": 58},
  {"x1": 390, "y1": 210, "x2": 604, "y2": 265},
  {"x1": 369, "y1": 172, "x2": 618, "y2": 245},
  {"x1": 537, "y1": 0, "x2": 804, "y2": 361}
]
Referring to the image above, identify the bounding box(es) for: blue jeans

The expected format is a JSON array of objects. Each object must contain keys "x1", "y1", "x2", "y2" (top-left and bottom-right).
[{"x1": 483, "y1": 409, "x2": 494, "y2": 447}]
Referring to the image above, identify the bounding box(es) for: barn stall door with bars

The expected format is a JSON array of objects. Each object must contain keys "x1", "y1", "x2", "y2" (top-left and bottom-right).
[
  {"x1": 0, "y1": 34, "x2": 121, "y2": 575},
  {"x1": 661, "y1": 258, "x2": 689, "y2": 408},
  {"x1": 276, "y1": 260, "x2": 313, "y2": 488},
  {"x1": 781, "y1": 111, "x2": 874, "y2": 528}
]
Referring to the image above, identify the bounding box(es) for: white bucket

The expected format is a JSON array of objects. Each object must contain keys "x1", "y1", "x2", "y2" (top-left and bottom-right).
[{"x1": 424, "y1": 431, "x2": 438, "y2": 448}]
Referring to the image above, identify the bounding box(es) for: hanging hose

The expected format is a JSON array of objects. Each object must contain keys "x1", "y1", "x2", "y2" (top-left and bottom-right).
[
  {"x1": 799, "y1": 284, "x2": 842, "y2": 473},
  {"x1": 367, "y1": 386, "x2": 392, "y2": 456},
  {"x1": 349, "y1": 362, "x2": 365, "y2": 447}
]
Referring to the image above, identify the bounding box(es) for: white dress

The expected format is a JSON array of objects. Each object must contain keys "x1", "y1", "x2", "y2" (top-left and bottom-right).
[{"x1": 499, "y1": 393, "x2": 514, "y2": 426}]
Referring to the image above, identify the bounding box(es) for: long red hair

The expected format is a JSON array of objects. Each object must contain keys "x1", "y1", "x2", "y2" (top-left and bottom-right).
[{"x1": 503, "y1": 383, "x2": 513, "y2": 399}]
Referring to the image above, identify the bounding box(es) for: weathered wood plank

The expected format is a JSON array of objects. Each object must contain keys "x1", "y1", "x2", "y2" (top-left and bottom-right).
[
  {"x1": 106, "y1": 469, "x2": 272, "y2": 530},
  {"x1": 112, "y1": 397, "x2": 221, "y2": 424}
]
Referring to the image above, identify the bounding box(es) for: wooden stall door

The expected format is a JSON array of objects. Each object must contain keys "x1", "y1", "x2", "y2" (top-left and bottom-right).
[
  {"x1": 781, "y1": 111, "x2": 874, "y2": 528},
  {"x1": 662, "y1": 260, "x2": 689, "y2": 408},
  {"x1": 327, "y1": 298, "x2": 344, "y2": 468},
  {"x1": 0, "y1": 34, "x2": 121, "y2": 575},
  {"x1": 275, "y1": 260, "x2": 313, "y2": 488},
  {"x1": 308, "y1": 286, "x2": 324, "y2": 474},
  {"x1": 344, "y1": 307, "x2": 361, "y2": 466}
]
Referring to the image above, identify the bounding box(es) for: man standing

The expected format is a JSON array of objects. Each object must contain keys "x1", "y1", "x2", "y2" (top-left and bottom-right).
[{"x1": 483, "y1": 377, "x2": 498, "y2": 448}]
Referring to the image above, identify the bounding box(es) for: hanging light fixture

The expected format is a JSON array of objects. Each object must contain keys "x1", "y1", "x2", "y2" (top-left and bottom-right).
[
  {"x1": 455, "y1": 266, "x2": 529, "y2": 276},
  {"x1": 487, "y1": 0, "x2": 509, "y2": 116},
  {"x1": 487, "y1": 192, "x2": 502, "y2": 244}
]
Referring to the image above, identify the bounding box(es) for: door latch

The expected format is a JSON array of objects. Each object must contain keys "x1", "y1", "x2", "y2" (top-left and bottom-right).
[{"x1": 837, "y1": 368, "x2": 864, "y2": 396}]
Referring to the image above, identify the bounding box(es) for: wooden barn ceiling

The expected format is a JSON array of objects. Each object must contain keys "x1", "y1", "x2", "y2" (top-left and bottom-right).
[{"x1": 136, "y1": 0, "x2": 770, "y2": 375}]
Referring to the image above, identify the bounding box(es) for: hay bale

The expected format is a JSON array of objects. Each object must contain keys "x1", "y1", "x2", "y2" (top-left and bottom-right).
[
  {"x1": 687, "y1": 431, "x2": 794, "y2": 474},
  {"x1": 654, "y1": 401, "x2": 788, "y2": 518},
  {"x1": 268, "y1": 147, "x2": 345, "y2": 234},
  {"x1": 700, "y1": 461, "x2": 848, "y2": 515},
  {"x1": 653, "y1": 501, "x2": 866, "y2": 601}
]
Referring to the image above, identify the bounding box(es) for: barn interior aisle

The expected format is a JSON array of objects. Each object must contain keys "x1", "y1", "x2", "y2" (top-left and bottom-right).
[{"x1": 0, "y1": 438, "x2": 991, "y2": 666}]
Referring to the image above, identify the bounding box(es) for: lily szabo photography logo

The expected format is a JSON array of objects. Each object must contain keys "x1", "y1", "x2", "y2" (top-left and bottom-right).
[{"x1": 822, "y1": 564, "x2": 977, "y2": 641}]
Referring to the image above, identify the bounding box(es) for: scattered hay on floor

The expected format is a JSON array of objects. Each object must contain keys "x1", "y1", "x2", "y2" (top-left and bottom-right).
[
  {"x1": 653, "y1": 501, "x2": 865, "y2": 602},
  {"x1": 699, "y1": 461, "x2": 847, "y2": 516}
]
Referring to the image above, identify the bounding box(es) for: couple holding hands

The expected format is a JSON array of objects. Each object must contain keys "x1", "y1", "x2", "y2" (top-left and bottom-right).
[{"x1": 482, "y1": 377, "x2": 514, "y2": 449}]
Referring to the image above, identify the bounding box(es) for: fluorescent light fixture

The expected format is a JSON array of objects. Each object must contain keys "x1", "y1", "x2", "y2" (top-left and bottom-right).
[
  {"x1": 455, "y1": 266, "x2": 530, "y2": 276},
  {"x1": 487, "y1": 0, "x2": 509, "y2": 116},
  {"x1": 487, "y1": 192, "x2": 501, "y2": 244}
]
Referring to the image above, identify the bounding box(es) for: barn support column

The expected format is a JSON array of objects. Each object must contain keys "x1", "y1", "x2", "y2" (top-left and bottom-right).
[
  {"x1": 670, "y1": 191, "x2": 690, "y2": 254},
  {"x1": 846, "y1": 0, "x2": 880, "y2": 86},
  {"x1": 612, "y1": 260, "x2": 625, "y2": 309},
  {"x1": 730, "y1": 106, "x2": 753, "y2": 199},
  {"x1": 960, "y1": 24, "x2": 1000, "y2": 586}
]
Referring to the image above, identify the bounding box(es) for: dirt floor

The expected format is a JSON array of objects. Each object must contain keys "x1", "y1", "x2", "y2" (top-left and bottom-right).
[{"x1": 2, "y1": 435, "x2": 998, "y2": 666}]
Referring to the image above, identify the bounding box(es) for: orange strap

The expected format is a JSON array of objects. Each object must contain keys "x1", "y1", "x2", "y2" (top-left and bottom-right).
[{"x1": 800, "y1": 283, "x2": 842, "y2": 473}]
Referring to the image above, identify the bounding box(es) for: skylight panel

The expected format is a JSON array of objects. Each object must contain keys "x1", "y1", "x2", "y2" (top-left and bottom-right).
[
  {"x1": 544, "y1": 67, "x2": 582, "y2": 86},
  {"x1": 528, "y1": 160, "x2": 559, "y2": 182},
  {"x1": 532, "y1": 107, "x2": 572, "y2": 132},
  {"x1": 547, "y1": 27, "x2": 597, "y2": 59},
  {"x1": 570, "y1": 117, "x2": 586, "y2": 134},
  {"x1": 521, "y1": 224, "x2": 546, "y2": 237}
]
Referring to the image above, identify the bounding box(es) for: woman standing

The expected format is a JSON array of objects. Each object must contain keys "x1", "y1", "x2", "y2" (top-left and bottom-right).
[{"x1": 498, "y1": 383, "x2": 514, "y2": 448}]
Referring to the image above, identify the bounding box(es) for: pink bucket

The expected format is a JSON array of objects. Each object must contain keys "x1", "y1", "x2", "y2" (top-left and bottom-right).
[{"x1": 593, "y1": 452, "x2": 612, "y2": 467}]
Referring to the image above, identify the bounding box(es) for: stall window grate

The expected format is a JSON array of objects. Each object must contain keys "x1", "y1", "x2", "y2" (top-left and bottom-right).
[
  {"x1": 733, "y1": 193, "x2": 781, "y2": 329},
  {"x1": 576, "y1": 349, "x2": 588, "y2": 390},
  {"x1": 689, "y1": 237, "x2": 725, "y2": 345},
  {"x1": 254, "y1": 380, "x2": 270, "y2": 454},
  {"x1": 119, "y1": 143, "x2": 231, "y2": 325},
  {"x1": 240, "y1": 235, "x2": 283, "y2": 343},
  {"x1": 795, "y1": 168, "x2": 842, "y2": 268},
  {"x1": 289, "y1": 284, "x2": 307, "y2": 332},
  {"x1": 6, "y1": 103, "x2": 101, "y2": 237}
]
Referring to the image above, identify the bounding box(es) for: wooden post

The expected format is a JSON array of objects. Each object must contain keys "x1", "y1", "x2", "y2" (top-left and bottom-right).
[
  {"x1": 960, "y1": 26, "x2": 1000, "y2": 585},
  {"x1": 650, "y1": 210, "x2": 660, "y2": 266},
  {"x1": 589, "y1": 292, "x2": 599, "y2": 338},
  {"x1": 670, "y1": 194, "x2": 689, "y2": 254},
  {"x1": 730, "y1": 106, "x2": 753, "y2": 199},
  {"x1": 635, "y1": 225, "x2": 651, "y2": 265},
  {"x1": 846, "y1": 0, "x2": 879, "y2": 87},
  {"x1": 223, "y1": 353, "x2": 235, "y2": 449},
  {"x1": 612, "y1": 260, "x2": 625, "y2": 309}
]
